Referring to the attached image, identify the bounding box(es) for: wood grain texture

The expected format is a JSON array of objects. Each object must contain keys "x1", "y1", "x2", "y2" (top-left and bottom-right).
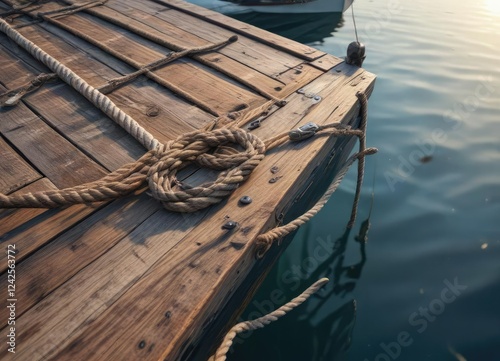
[
  {"x1": 0, "y1": 87, "x2": 107, "y2": 188},
  {"x1": 309, "y1": 53, "x2": 345, "y2": 71},
  {"x1": 0, "y1": 137, "x2": 41, "y2": 194},
  {"x1": 0, "y1": 192, "x2": 161, "y2": 326}
]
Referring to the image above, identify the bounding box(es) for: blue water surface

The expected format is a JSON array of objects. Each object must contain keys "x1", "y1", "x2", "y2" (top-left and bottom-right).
[{"x1": 195, "y1": 0, "x2": 500, "y2": 359}]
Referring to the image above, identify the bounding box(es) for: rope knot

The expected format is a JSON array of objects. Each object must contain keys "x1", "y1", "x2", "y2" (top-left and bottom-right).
[{"x1": 146, "y1": 128, "x2": 266, "y2": 212}]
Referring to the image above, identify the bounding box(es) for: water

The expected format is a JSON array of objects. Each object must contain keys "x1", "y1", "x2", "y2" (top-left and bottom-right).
[{"x1": 193, "y1": 0, "x2": 500, "y2": 359}]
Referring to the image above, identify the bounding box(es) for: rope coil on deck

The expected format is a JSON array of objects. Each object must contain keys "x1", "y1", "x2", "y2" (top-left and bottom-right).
[{"x1": 0, "y1": 17, "x2": 377, "y2": 255}]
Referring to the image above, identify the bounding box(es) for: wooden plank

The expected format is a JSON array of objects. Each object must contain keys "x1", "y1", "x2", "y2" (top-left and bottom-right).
[
  {"x1": 273, "y1": 63, "x2": 325, "y2": 97},
  {"x1": 0, "y1": 95, "x2": 107, "y2": 188},
  {"x1": 27, "y1": 85, "x2": 147, "y2": 168},
  {"x1": 0, "y1": 46, "x2": 145, "y2": 169},
  {"x1": 3, "y1": 24, "x2": 215, "y2": 144},
  {"x1": 85, "y1": 1, "x2": 210, "y2": 49},
  {"x1": 0, "y1": 202, "x2": 106, "y2": 274},
  {"x1": 12, "y1": 26, "x2": 116, "y2": 88},
  {"x1": 2, "y1": 65, "x2": 376, "y2": 361},
  {"x1": 155, "y1": 0, "x2": 325, "y2": 61},
  {"x1": 28, "y1": 22, "x2": 214, "y2": 126},
  {"x1": 0, "y1": 192, "x2": 161, "y2": 326},
  {"x1": 55, "y1": 14, "x2": 166, "y2": 67},
  {"x1": 0, "y1": 136, "x2": 41, "y2": 194},
  {"x1": 153, "y1": 59, "x2": 267, "y2": 113},
  {"x1": 309, "y1": 53, "x2": 344, "y2": 71}
]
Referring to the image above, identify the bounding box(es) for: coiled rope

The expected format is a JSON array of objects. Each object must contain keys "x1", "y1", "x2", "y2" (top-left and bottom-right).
[{"x1": 208, "y1": 278, "x2": 330, "y2": 361}]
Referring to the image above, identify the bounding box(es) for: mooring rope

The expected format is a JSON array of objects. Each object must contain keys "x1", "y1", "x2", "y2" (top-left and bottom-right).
[
  {"x1": 208, "y1": 277, "x2": 329, "y2": 361},
  {"x1": 0, "y1": 17, "x2": 376, "y2": 256}
]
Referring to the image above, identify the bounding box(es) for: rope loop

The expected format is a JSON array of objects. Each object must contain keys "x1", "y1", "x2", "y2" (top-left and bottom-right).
[{"x1": 147, "y1": 128, "x2": 266, "y2": 212}]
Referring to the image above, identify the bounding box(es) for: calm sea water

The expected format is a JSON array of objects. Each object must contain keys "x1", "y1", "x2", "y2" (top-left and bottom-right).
[{"x1": 194, "y1": 0, "x2": 500, "y2": 359}]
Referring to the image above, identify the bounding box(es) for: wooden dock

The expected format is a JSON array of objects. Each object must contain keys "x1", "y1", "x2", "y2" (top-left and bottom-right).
[{"x1": 0, "y1": 0, "x2": 375, "y2": 359}]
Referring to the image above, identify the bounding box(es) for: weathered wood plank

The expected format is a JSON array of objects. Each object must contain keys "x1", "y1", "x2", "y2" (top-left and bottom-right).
[
  {"x1": 55, "y1": 14, "x2": 166, "y2": 67},
  {"x1": 0, "y1": 91, "x2": 107, "y2": 190},
  {"x1": 0, "y1": 202, "x2": 107, "y2": 274},
  {"x1": 0, "y1": 45, "x2": 145, "y2": 168},
  {"x1": 2, "y1": 65, "x2": 376, "y2": 361},
  {"x1": 0, "y1": 207, "x2": 208, "y2": 360},
  {"x1": 153, "y1": 59, "x2": 268, "y2": 113},
  {"x1": 309, "y1": 53, "x2": 345, "y2": 71},
  {"x1": 0, "y1": 136, "x2": 41, "y2": 194},
  {"x1": 273, "y1": 63, "x2": 325, "y2": 97},
  {"x1": 11, "y1": 26, "x2": 115, "y2": 88},
  {"x1": 0, "y1": 192, "x2": 161, "y2": 326}
]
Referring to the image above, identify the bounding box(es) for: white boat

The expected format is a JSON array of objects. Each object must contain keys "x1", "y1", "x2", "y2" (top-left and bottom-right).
[{"x1": 190, "y1": 0, "x2": 354, "y2": 14}]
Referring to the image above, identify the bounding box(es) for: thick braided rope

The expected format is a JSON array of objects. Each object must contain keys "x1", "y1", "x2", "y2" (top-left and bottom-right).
[
  {"x1": 0, "y1": 17, "x2": 159, "y2": 150},
  {"x1": 208, "y1": 278, "x2": 329, "y2": 361}
]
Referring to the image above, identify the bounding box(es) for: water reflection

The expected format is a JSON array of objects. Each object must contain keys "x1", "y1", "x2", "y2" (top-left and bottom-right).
[
  {"x1": 230, "y1": 11, "x2": 344, "y2": 44},
  {"x1": 233, "y1": 214, "x2": 370, "y2": 361}
]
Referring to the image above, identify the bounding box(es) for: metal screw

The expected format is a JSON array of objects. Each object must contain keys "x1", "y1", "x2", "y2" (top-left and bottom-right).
[
  {"x1": 239, "y1": 196, "x2": 252, "y2": 205},
  {"x1": 222, "y1": 221, "x2": 238, "y2": 230}
]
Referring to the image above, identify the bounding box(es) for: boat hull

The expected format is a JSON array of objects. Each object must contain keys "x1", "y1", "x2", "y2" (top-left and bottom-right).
[{"x1": 190, "y1": 0, "x2": 353, "y2": 14}]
